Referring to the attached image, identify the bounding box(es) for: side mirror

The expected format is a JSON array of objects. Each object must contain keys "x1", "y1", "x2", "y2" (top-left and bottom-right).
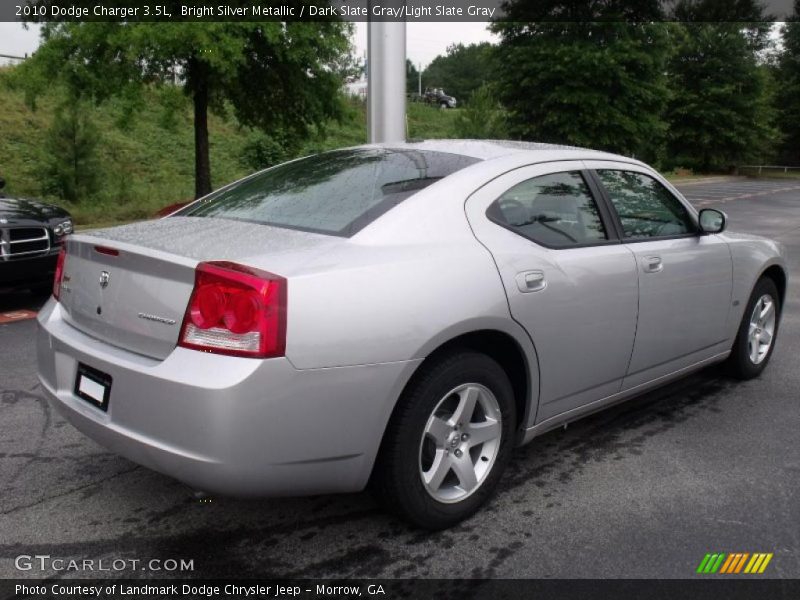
[
  {"x1": 699, "y1": 208, "x2": 726, "y2": 234},
  {"x1": 0, "y1": 177, "x2": 5, "y2": 190}
]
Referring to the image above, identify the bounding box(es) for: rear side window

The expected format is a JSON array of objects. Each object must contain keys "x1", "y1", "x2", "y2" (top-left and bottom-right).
[
  {"x1": 597, "y1": 170, "x2": 697, "y2": 239},
  {"x1": 487, "y1": 171, "x2": 608, "y2": 248},
  {"x1": 177, "y1": 149, "x2": 479, "y2": 237}
]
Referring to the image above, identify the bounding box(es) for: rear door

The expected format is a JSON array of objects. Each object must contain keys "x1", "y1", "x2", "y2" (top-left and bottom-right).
[
  {"x1": 465, "y1": 162, "x2": 639, "y2": 422},
  {"x1": 586, "y1": 161, "x2": 733, "y2": 388}
]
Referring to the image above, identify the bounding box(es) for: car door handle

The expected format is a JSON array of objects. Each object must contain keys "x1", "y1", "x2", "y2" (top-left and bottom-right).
[
  {"x1": 516, "y1": 270, "x2": 547, "y2": 293},
  {"x1": 643, "y1": 256, "x2": 663, "y2": 273}
]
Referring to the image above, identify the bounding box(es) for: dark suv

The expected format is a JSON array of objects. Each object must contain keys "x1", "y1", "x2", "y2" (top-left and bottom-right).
[
  {"x1": 0, "y1": 177, "x2": 72, "y2": 293},
  {"x1": 423, "y1": 88, "x2": 457, "y2": 109}
]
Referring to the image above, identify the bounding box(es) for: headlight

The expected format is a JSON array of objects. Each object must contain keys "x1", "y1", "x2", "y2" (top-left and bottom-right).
[{"x1": 54, "y1": 219, "x2": 73, "y2": 236}]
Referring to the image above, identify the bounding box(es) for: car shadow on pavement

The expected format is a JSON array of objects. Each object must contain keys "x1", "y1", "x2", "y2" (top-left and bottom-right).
[
  {"x1": 500, "y1": 365, "x2": 732, "y2": 494},
  {"x1": 0, "y1": 363, "x2": 739, "y2": 579}
]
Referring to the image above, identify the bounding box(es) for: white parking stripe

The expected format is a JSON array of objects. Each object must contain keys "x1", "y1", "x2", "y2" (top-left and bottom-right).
[
  {"x1": 677, "y1": 183, "x2": 800, "y2": 205},
  {"x1": 678, "y1": 181, "x2": 800, "y2": 206}
]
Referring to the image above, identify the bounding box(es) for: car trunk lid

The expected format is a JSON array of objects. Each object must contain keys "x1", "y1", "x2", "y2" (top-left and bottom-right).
[{"x1": 58, "y1": 216, "x2": 341, "y2": 359}]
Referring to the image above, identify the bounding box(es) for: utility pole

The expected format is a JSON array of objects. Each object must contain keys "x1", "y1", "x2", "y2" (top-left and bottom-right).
[
  {"x1": 367, "y1": 1, "x2": 407, "y2": 143},
  {"x1": 418, "y1": 62, "x2": 422, "y2": 96}
]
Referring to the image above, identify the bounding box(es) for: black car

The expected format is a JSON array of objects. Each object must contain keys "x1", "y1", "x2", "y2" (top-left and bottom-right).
[{"x1": 0, "y1": 177, "x2": 72, "y2": 293}]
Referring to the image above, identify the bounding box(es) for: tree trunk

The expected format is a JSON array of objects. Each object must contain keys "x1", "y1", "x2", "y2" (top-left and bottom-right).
[{"x1": 190, "y1": 58, "x2": 212, "y2": 199}]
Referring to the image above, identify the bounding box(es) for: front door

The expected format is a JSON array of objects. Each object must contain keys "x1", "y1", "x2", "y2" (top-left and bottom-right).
[{"x1": 587, "y1": 163, "x2": 733, "y2": 388}]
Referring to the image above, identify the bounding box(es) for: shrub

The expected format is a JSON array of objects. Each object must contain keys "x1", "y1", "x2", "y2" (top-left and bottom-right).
[
  {"x1": 455, "y1": 84, "x2": 509, "y2": 140},
  {"x1": 42, "y1": 102, "x2": 101, "y2": 203}
]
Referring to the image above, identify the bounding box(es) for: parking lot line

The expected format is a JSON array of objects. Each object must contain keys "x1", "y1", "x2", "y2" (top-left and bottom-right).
[
  {"x1": 715, "y1": 184, "x2": 800, "y2": 202},
  {"x1": 0, "y1": 309, "x2": 38, "y2": 324},
  {"x1": 677, "y1": 182, "x2": 800, "y2": 205}
]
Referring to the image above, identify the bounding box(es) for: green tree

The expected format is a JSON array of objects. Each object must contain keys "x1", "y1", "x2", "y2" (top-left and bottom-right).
[
  {"x1": 492, "y1": 2, "x2": 670, "y2": 162},
  {"x1": 406, "y1": 59, "x2": 421, "y2": 95},
  {"x1": 664, "y1": 1, "x2": 777, "y2": 171},
  {"x1": 18, "y1": 5, "x2": 352, "y2": 198},
  {"x1": 42, "y1": 101, "x2": 101, "y2": 203},
  {"x1": 776, "y1": 1, "x2": 800, "y2": 165},
  {"x1": 665, "y1": 12, "x2": 776, "y2": 171},
  {"x1": 672, "y1": 0, "x2": 771, "y2": 24},
  {"x1": 454, "y1": 84, "x2": 509, "y2": 139},
  {"x1": 422, "y1": 42, "x2": 497, "y2": 103}
]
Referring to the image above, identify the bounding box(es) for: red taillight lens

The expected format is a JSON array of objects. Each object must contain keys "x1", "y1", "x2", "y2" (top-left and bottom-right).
[
  {"x1": 94, "y1": 245, "x2": 120, "y2": 256},
  {"x1": 224, "y1": 290, "x2": 261, "y2": 334},
  {"x1": 191, "y1": 285, "x2": 226, "y2": 329},
  {"x1": 53, "y1": 246, "x2": 67, "y2": 300},
  {"x1": 178, "y1": 261, "x2": 287, "y2": 358}
]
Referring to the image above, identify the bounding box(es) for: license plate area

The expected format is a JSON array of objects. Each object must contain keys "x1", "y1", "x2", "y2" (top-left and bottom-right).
[{"x1": 74, "y1": 363, "x2": 112, "y2": 411}]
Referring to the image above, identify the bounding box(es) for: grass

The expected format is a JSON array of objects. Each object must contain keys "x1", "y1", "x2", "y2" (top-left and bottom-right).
[
  {"x1": 0, "y1": 69, "x2": 253, "y2": 225},
  {"x1": 663, "y1": 173, "x2": 733, "y2": 182},
  {"x1": 0, "y1": 66, "x2": 461, "y2": 226},
  {"x1": 296, "y1": 100, "x2": 462, "y2": 154},
  {"x1": 736, "y1": 166, "x2": 800, "y2": 179},
  {"x1": 663, "y1": 169, "x2": 800, "y2": 182}
]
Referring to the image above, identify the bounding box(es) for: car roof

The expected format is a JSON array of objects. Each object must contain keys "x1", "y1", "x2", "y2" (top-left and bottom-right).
[{"x1": 364, "y1": 139, "x2": 637, "y2": 164}]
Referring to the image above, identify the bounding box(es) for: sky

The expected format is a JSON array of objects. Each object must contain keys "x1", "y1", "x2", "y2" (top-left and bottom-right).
[
  {"x1": 353, "y1": 22, "x2": 496, "y2": 68},
  {"x1": 0, "y1": 23, "x2": 41, "y2": 60},
  {"x1": 0, "y1": 22, "x2": 497, "y2": 68}
]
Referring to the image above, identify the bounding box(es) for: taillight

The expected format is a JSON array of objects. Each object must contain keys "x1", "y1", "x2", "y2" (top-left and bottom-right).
[
  {"x1": 53, "y1": 246, "x2": 67, "y2": 300},
  {"x1": 178, "y1": 261, "x2": 287, "y2": 359},
  {"x1": 94, "y1": 245, "x2": 120, "y2": 256}
]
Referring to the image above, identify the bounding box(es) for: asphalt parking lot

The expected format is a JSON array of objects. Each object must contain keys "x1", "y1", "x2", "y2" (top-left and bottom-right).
[{"x1": 1, "y1": 177, "x2": 799, "y2": 580}]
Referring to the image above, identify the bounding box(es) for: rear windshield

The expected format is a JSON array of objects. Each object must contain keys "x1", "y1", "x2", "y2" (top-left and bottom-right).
[{"x1": 176, "y1": 148, "x2": 480, "y2": 237}]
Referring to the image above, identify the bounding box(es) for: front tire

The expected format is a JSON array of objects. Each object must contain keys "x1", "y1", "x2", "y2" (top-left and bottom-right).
[
  {"x1": 727, "y1": 277, "x2": 780, "y2": 379},
  {"x1": 373, "y1": 351, "x2": 516, "y2": 529}
]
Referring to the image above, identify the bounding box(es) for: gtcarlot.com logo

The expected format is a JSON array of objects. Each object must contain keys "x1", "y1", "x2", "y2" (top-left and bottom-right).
[
  {"x1": 15, "y1": 555, "x2": 194, "y2": 573},
  {"x1": 696, "y1": 552, "x2": 773, "y2": 574}
]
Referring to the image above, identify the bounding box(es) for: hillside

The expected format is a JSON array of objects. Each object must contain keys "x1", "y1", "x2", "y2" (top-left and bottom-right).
[{"x1": 0, "y1": 67, "x2": 460, "y2": 226}]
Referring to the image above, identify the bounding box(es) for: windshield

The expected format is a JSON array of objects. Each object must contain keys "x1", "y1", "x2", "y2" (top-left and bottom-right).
[{"x1": 176, "y1": 148, "x2": 480, "y2": 237}]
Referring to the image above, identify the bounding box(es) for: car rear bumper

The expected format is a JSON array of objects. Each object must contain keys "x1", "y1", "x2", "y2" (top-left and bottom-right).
[{"x1": 37, "y1": 299, "x2": 420, "y2": 496}]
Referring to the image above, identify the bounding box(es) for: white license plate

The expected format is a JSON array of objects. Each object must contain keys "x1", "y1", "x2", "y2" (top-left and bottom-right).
[{"x1": 74, "y1": 364, "x2": 112, "y2": 411}]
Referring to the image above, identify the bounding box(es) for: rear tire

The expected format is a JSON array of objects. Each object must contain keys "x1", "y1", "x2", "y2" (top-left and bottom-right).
[
  {"x1": 372, "y1": 350, "x2": 516, "y2": 530},
  {"x1": 727, "y1": 277, "x2": 780, "y2": 379}
]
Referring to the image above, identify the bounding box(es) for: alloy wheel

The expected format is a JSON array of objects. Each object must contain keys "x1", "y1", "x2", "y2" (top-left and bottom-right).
[
  {"x1": 418, "y1": 383, "x2": 502, "y2": 503},
  {"x1": 748, "y1": 294, "x2": 776, "y2": 365}
]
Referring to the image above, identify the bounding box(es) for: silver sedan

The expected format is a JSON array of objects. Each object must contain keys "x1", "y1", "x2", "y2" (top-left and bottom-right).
[{"x1": 37, "y1": 141, "x2": 787, "y2": 529}]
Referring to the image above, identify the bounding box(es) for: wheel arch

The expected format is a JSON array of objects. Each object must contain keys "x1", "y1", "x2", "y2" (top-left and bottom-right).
[
  {"x1": 420, "y1": 331, "x2": 533, "y2": 432},
  {"x1": 367, "y1": 326, "x2": 539, "y2": 489},
  {"x1": 394, "y1": 323, "x2": 539, "y2": 439},
  {"x1": 760, "y1": 264, "x2": 787, "y2": 307}
]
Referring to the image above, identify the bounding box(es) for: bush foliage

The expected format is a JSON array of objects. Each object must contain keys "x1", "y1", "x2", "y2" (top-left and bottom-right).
[{"x1": 3, "y1": 3, "x2": 800, "y2": 227}]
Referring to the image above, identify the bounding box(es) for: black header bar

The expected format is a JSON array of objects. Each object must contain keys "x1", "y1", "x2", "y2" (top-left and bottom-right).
[
  {"x1": 3, "y1": 579, "x2": 800, "y2": 600},
  {"x1": 2, "y1": 0, "x2": 796, "y2": 23}
]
